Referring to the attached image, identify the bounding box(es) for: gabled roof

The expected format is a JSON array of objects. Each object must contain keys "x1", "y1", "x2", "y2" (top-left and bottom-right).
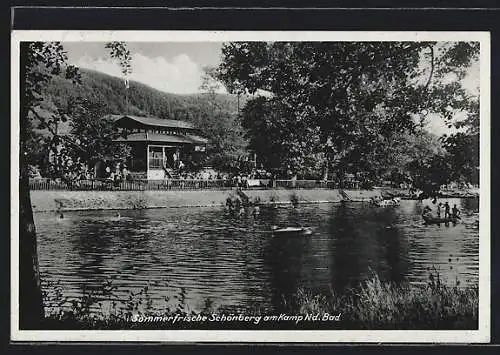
[{"x1": 111, "y1": 114, "x2": 196, "y2": 130}]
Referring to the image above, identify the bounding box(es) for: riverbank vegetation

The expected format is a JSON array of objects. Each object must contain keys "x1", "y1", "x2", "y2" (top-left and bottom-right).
[
  {"x1": 40, "y1": 270, "x2": 477, "y2": 330},
  {"x1": 292, "y1": 272, "x2": 478, "y2": 330}
]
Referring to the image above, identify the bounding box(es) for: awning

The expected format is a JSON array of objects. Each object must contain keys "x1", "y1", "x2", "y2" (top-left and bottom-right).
[{"x1": 114, "y1": 132, "x2": 207, "y2": 145}]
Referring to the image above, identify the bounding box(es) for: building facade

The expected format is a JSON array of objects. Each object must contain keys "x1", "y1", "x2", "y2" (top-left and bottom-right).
[{"x1": 112, "y1": 115, "x2": 208, "y2": 180}]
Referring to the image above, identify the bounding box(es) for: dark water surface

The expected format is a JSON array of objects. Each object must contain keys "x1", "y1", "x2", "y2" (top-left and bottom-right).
[{"x1": 35, "y1": 198, "x2": 479, "y2": 314}]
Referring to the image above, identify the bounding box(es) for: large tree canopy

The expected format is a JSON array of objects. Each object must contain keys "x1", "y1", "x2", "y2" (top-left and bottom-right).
[{"x1": 216, "y1": 41, "x2": 480, "y2": 185}]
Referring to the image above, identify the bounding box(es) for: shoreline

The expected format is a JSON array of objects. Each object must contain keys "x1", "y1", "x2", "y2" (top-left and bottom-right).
[
  {"x1": 30, "y1": 188, "x2": 479, "y2": 213},
  {"x1": 30, "y1": 189, "x2": 351, "y2": 212}
]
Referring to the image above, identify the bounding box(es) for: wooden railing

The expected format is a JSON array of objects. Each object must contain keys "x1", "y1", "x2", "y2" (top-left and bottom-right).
[{"x1": 28, "y1": 178, "x2": 344, "y2": 191}]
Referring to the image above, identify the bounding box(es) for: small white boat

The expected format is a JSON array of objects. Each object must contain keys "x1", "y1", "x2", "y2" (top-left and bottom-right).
[{"x1": 271, "y1": 226, "x2": 313, "y2": 236}]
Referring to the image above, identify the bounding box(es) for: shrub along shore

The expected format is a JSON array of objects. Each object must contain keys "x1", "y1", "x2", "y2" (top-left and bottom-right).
[{"x1": 41, "y1": 271, "x2": 478, "y2": 330}]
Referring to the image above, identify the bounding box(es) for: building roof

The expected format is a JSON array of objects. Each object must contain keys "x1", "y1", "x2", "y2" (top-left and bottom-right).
[
  {"x1": 186, "y1": 134, "x2": 209, "y2": 144},
  {"x1": 111, "y1": 114, "x2": 196, "y2": 130},
  {"x1": 115, "y1": 132, "x2": 208, "y2": 145}
]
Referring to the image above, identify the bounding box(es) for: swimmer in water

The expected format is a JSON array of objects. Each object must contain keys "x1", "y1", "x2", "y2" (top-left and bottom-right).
[{"x1": 253, "y1": 206, "x2": 260, "y2": 217}]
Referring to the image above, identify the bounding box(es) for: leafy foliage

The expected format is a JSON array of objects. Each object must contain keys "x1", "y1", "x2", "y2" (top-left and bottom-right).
[
  {"x1": 21, "y1": 42, "x2": 81, "y2": 171},
  {"x1": 241, "y1": 96, "x2": 322, "y2": 178},
  {"x1": 23, "y1": 42, "x2": 137, "y2": 181},
  {"x1": 40, "y1": 98, "x2": 132, "y2": 181},
  {"x1": 196, "y1": 67, "x2": 248, "y2": 171},
  {"x1": 105, "y1": 42, "x2": 132, "y2": 77},
  {"x1": 217, "y1": 41, "x2": 480, "y2": 186}
]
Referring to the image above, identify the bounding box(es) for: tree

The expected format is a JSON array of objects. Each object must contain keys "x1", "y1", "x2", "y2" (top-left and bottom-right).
[
  {"x1": 19, "y1": 41, "x2": 131, "y2": 328},
  {"x1": 357, "y1": 130, "x2": 445, "y2": 186},
  {"x1": 19, "y1": 42, "x2": 81, "y2": 328},
  {"x1": 241, "y1": 96, "x2": 323, "y2": 178},
  {"x1": 42, "y1": 97, "x2": 132, "y2": 181},
  {"x1": 198, "y1": 67, "x2": 248, "y2": 172},
  {"x1": 442, "y1": 134, "x2": 479, "y2": 186},
  {"x1": 407, "y1": 154, "x2": 454, "y2": 197},
  {"x1": 441, "y1": 99, "x2": 479, "y2": 186},
  {"x1": 69, "y1": 98, "x2": 132, "y2": 164},
  {"x1": 105, "y1": 42, "x2": 132, "y2": 110},
  {"x1": 216, "y1": 41, "x2": 480, "y2": 185}
]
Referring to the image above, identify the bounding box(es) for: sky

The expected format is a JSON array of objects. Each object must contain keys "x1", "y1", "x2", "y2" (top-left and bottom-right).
[
  {"x1": 63, "y1": 41, "x2": 480, "y2": 136},
  {"x1": 63, "y1": 42, "x2": 224, "y2": 95}
]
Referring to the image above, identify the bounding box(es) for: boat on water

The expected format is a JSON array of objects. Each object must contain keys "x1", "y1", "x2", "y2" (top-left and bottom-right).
[
  {"x1": 422, "y1": 214, "x2": 459, "y2": 225},
  {"x1": 271, "y1": 226, "x2": 313, "y2": 236},
  {"x1": 371, "y1": 197, "x2": 401, "y2": 207}
]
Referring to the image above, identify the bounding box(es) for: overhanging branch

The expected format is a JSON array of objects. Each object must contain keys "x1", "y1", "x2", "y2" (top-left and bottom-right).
[{"x1": 424, "y1": 45, "x2": 435, "y2": 90}]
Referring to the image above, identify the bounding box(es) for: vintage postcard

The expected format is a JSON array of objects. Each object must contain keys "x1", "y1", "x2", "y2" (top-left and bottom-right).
[{"x1": 11, "y1": 30, "x2": 490, "y2": 343}]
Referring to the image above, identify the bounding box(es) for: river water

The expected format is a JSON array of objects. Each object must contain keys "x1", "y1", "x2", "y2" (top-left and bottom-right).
[{"x1": 34, "y1": 197, "x2": 479, "y2": 314}]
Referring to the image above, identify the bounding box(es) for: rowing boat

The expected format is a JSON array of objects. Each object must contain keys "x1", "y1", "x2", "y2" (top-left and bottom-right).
[
  {"x1": 271, "y1": 226, "x2": 313, "y2": 236},
  {"x1": 422, "y1": 214, "x2": 459, "y2": 225}
]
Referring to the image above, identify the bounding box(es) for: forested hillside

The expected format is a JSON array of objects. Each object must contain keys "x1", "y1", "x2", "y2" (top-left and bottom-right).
[{"x1": 43, "y1": 68, "x2": 246, "y2": 119}]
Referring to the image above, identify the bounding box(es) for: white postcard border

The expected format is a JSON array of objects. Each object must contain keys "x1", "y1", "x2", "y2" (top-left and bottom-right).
[{"x1": 10, "y1": 30, "x2": 491, "y2": 343}]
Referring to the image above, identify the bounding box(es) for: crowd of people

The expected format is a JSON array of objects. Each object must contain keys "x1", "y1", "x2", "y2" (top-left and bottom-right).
[
  {"x1": 422, "y1": 198, "x2": 461, "y2": 220},
  {"x1": 102, "y1": 162, "x2": 130, "y2": 186},
  {"x1": 225, "y1": 193, "x2": 261, "y2": 218},
  {"x1": 169, "y1": 168, "x2": 274, "y2": 187}
]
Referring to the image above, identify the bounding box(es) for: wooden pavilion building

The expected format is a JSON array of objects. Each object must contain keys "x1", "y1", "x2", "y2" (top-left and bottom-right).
[{"x1": 111, "y1": 115, "x2": 208, "y2": 180}]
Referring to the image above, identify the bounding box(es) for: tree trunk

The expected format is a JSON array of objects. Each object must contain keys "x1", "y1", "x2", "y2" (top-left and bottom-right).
[
  {"x1": 19, "y1": 172, "x2": 44, "y2": 328},
  {"x1": 323, "y1": 157, "x2": 329, "y2": 181},
  {"x1": 19, "y1": 42, "x2": 44, "y2": 328}
]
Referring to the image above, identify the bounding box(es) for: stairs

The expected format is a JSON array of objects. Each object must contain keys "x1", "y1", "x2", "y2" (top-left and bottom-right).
[
  {"x1": 164, "y1": 167, "x2": 180, "y2": 179},
  {"x1": 236, "y1": 189, "x2": 251, "y2": 206},
  {"x1": 339, "y1": 189, "x2": 351, "y2": 201}
]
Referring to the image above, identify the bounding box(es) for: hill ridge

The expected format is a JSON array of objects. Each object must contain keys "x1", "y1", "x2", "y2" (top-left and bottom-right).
[{"x1": 42, "y1": 67, "x2": 246, "y2": 120}]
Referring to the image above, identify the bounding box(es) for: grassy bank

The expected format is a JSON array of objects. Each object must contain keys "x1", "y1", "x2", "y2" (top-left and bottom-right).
[
  {"x1": 38, "y1": 270, "x2": 478, "y2": 330},
  {"x1": 290, "y1": 272, "x2": 478, "y2": 329}
]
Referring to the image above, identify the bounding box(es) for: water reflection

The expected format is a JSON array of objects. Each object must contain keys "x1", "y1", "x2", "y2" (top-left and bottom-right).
[{"x1": 35, "y1": 198, "x2": 479, "y2": 313}]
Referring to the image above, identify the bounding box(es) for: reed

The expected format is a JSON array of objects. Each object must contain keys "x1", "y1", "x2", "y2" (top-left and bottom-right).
[
  {"x1": 292, "y1": 270, "x2": 478, "y2": 329},
  {"x1": 40, "y1": 269, "x2": 478, "y2": 330}
]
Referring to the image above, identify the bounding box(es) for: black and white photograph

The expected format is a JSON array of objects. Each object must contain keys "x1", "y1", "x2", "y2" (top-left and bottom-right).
[{"x1": 11, "y1": 31, "x2": 490, "y2": 343}]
